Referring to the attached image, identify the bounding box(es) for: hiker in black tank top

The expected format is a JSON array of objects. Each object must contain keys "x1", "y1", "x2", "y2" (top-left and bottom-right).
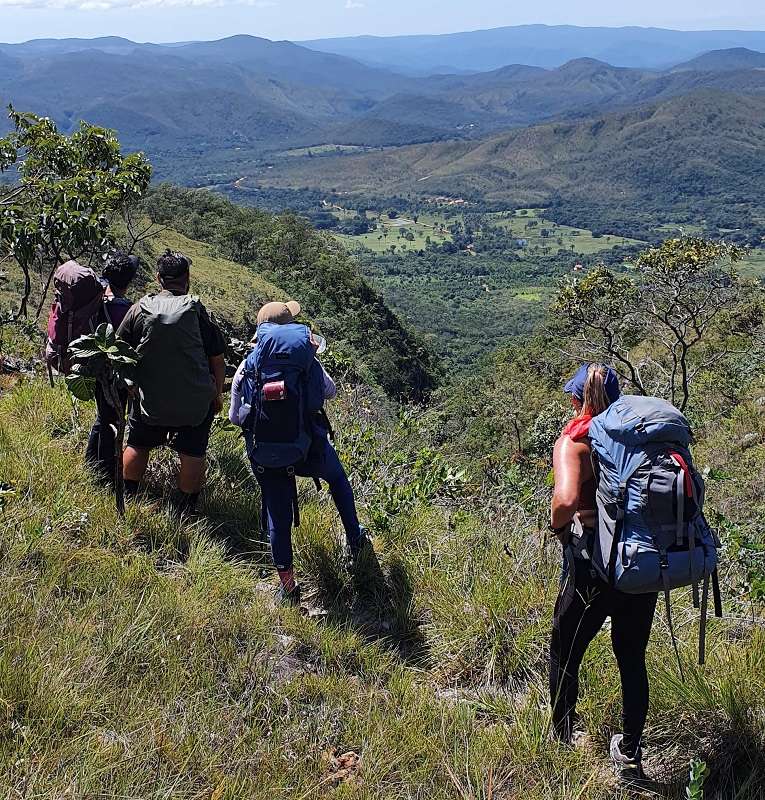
[{"x1": 549, "y1": 364, "x2": 657, "y2": 784}]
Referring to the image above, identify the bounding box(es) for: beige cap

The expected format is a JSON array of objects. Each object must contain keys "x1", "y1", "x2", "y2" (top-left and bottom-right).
[{"x1": 257, "y1": 300, "x2": 301, "y2": 325}]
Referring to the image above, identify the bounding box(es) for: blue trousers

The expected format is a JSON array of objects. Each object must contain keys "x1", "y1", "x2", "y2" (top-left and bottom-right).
[{"x1": 253, "y1": 437, "x2": 361, "y2": 570}]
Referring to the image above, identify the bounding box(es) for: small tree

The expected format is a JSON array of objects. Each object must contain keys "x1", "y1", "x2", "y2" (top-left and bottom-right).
[
  {"x1": 553, "y1": 238, "x2": 747, "y2": 410},
  {"x1": 0, "y1": 107, "x2": 151, "y2": 318},
  {"x1": 66, "y1": 324, "x2": 138, "y2": 515}
]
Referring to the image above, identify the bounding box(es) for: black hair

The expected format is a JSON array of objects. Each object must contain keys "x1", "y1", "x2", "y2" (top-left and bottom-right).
[
  {"x1": 103, "y1": 251, "x2": 139, "y2": 290},
  {"x1": 157, "y1": 249, "x2": 191, "y2": 280}
]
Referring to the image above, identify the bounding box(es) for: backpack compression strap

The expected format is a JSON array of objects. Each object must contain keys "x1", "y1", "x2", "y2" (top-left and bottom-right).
[{"x1": 662, "y1": 570, "x2": 685, "y2": 681}]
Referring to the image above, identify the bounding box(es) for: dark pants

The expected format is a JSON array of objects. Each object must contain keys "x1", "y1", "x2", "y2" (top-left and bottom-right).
[
  {"x1": 254, "y1": 436, "x2": 361, "y2": 571},
  {"x1": 85, "y1": 384, "x2": 124, "y2": 483},
  {"x1": 550, "y1": 556, "x2": 658, "y2": 759}
]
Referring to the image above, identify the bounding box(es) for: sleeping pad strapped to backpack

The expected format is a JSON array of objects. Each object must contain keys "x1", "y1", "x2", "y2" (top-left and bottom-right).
[{"x1": 587, "y1": 394, "x2": 722, "y2": 669}]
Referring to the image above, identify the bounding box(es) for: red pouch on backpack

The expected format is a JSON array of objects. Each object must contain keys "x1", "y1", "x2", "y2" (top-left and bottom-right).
[{"x1": 262, "y1": 381, "x2": 286, "y2": 401}]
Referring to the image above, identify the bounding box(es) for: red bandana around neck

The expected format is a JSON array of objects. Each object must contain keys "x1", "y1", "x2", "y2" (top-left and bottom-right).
[{"x1": 562, "y1": 415, "x2": 593, "y2": 442}]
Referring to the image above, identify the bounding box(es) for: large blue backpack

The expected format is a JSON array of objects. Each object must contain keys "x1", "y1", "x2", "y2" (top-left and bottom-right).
[
  {"x1": 588, "y1": 395, "x2": 722, "y2": 668},
  {"x1": 240, "y1": 323, "x2": 321, "y2": 470}
]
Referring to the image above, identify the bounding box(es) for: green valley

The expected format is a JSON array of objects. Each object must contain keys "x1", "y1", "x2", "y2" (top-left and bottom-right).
[{"x1": 2, "y1": 25, "x2": 765, "y2": 799}]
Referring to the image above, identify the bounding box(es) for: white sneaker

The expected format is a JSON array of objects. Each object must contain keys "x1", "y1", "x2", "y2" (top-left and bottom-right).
[{"x1": 610, "y1": 734, "x2": 647, "y2": 785}]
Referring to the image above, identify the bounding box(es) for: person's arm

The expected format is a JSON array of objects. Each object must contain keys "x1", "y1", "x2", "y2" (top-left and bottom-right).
[
  {"x1": 197, "y1": 304, "x2": 226, "y2": 412},
  {"x1": 116, "y1": 305, "x2": 140, "y2": 394},
  {"x1": 209, "y1": 354, "x2": 225, "y2": 413},
  {"x1": 116, "y1": 303, "x2": 139, "y2": 347},
  {"x1": 319, "y1": 362, "x2": 336, "y2": 401},
  {"x1": 228, "y1": 360, "x2": 246, "y2": 425},
  {"x1": 551, "y1": 436, "x2": 589, "y2": 530}
]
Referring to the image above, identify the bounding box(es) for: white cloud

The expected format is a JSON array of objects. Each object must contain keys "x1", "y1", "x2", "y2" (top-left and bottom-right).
[
  {"x1": 344, "y1": 0, "x2": 364, "y2": 8},
  {"x1": 0, "y1": 0, "x2": 277, "y2": 9}
]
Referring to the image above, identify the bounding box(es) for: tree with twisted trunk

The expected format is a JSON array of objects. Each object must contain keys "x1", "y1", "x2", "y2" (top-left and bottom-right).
[{"x1": 552, "y1": 238, "x2": 750, "y2": 411}]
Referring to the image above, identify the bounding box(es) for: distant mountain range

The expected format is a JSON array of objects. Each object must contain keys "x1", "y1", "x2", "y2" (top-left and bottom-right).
[
  {"x1": 302, "y1": 24, "x2": 765, "y2": 74},
  {"x1": 2, "y1": 33, "x2": 765, "y2": 184},
  {"x1": 0, "y1": 35, "x2": 416, "y2": 166},
  {"x1": 0, "y1": 27, "x2": 764, "y2": 236}
]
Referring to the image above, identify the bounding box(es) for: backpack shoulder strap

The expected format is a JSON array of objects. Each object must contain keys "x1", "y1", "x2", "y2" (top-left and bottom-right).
[{"x1": 102, "y1": 299, "x2": 116, "y2": 328}]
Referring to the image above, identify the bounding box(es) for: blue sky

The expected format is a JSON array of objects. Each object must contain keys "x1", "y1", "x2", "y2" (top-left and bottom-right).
[{"x1": 1, "y1": 0, "x2": 764, "y2": 44}]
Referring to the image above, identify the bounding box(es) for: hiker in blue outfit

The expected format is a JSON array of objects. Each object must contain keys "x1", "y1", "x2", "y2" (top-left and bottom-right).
[
  {"x1": 229, "y1": 300, "x2": 369, "y2": 606},
  {"x1": 85, "y1": 251, "x2": 139, "y2": 483},
  {"x1": 549, "y1": 363, "x2": 657, "y2": 784}
]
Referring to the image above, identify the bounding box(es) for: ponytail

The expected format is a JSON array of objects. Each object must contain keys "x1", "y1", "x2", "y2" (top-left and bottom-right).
[{"x1": 582, "y1": 364, "x2": 612, "y2": 417}]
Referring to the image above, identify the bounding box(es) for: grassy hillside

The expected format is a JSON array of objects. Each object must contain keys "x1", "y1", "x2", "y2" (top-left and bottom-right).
[
  {"x1": 141, "y1": 186, "x2": 441, "y2": 400},
  {"x1": 0, "y1": 182, "x2": 440, "y2": 402},
  {"x1": 137, "y1": 227, "x2": 288, "y2": 333},
  {"x1": 1, "y1": 346, "x2": 764, "y2": 796}
]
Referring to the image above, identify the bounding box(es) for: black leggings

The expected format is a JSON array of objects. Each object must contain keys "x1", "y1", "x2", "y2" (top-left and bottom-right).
[
  {"x1": 550, "y1": 556, "x2": 657, "y2": 759},
  {"x1": 85, "y1": 383, "x2": 123, "y2": 483}
]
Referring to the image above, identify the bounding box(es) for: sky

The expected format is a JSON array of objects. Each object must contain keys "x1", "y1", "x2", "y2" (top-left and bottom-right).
[{"x1": 1, "y1": 0, "x2": 765, "y2": 44}]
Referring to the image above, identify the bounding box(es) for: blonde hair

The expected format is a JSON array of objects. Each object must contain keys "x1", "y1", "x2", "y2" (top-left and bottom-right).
[{"x1": 581, "y1": 364, "x2": 612, "y2": 417}]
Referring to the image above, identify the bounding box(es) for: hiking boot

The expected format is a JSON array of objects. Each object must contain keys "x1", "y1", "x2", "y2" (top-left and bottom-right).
[
  {"x1": 347, "y1": 526, "x2": 372, "y2": 566},
  {"x1": 610, "y1": 734, "x2": 647, "y2": 785},
  {"x1": 170, "y1": 490, "x2": 200, "y2": 517},
  {"x1": 276, "y1": 583, "x2": 302, "y2": 608}
]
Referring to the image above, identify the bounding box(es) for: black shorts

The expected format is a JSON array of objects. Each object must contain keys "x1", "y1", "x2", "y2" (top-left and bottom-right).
[{"x1": 126, "y1": 405, "x2": 216, "y2": 458}]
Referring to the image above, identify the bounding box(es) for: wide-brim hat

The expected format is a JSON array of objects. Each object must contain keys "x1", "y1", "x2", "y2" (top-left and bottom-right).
[{"x1": 256, "y1": 300, "x2": 302, "y2": 325}]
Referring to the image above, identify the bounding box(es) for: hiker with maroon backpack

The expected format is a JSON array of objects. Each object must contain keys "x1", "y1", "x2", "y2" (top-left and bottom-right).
[
  {"x1": 85, "y1": 252, "x2": 140, "y2": 483},
  {"x1": 117, "y1": 250, "x2": 225, "y2": 514},
  {"x1": 45, "y1": 260, "x2": 105, "y2": 375}
]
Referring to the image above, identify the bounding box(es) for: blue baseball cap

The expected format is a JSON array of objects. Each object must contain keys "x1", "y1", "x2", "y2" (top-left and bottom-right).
[{"x1": 564, "y1": 363, "x2": 621, "y2": 404}]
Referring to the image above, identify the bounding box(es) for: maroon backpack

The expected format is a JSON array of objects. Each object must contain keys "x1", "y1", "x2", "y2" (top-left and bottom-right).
[{"x1": 45, "y1": 260, "x2": 104, "y2": 374}]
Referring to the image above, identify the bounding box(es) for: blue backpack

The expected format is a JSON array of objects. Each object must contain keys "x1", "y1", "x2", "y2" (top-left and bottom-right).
[
  {"x1": 239, "y1": 323, "x2": 322, "y2": 470},
  {"x1": 588, "y1": 395, "x2": 722, "y2": 668}
]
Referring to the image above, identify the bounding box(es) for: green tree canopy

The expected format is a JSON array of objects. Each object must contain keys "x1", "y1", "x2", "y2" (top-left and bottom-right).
[
  {"x1": 0, "y1": 107, "x2": 151, "y2": 317},
  {"x1": 553, "y1": 238, "x2": 751, "y2": 410}
]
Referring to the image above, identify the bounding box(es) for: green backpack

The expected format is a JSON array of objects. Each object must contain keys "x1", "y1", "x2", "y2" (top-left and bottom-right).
[{"x1": 134, "y1": 294, "x2": 215, "y2": 427}]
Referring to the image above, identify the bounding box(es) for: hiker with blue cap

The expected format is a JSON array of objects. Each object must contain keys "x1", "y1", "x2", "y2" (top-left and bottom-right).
[{"x1": 548, "y1": 363, "x2": 658, "y2": 785}]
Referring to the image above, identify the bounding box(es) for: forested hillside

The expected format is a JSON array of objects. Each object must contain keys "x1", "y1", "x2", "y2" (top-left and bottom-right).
[{"x1": 253, "y1": 91, "x2": 765, "y2": 241}]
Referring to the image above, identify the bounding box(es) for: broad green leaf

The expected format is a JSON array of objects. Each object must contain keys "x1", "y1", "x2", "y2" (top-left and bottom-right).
[{"x1": 65, "y1": 372, "x2": 97, "y2": 402}]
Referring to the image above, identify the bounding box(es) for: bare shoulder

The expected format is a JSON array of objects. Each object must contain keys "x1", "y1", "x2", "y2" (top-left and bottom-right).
[{"x1": 556, "y1": 434, "x2": 590, "y2": 458}]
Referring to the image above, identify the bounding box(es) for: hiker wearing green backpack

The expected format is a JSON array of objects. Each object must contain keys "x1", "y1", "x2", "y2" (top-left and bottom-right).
[
  {"x1": 117, "y1": 250, "x2": 226, "y2": 514},
  {"x1": 549, "y1": 364, "x2": 720, "y2": 784}
]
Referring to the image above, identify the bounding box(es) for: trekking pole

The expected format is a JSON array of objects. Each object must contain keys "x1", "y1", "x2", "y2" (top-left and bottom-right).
[{"x1": 698, "y1": 574, "x2": 710, "y2": 666}]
